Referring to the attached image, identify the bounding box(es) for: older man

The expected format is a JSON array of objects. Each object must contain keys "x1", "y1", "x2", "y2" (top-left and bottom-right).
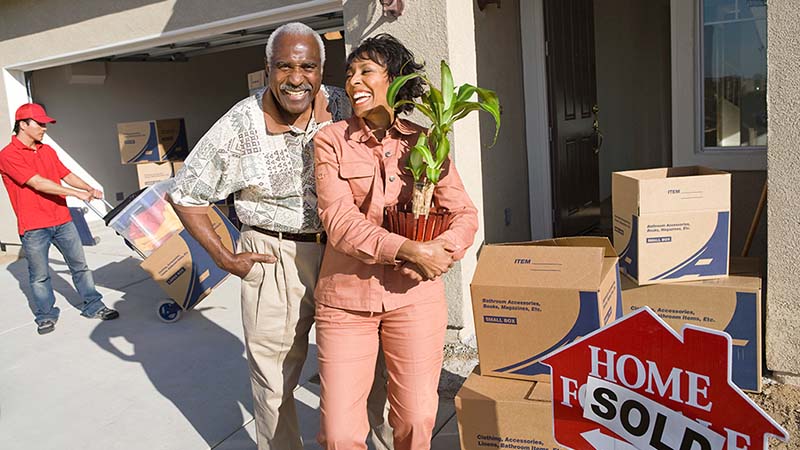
[{"x1": 169, "y1": 22, "x2": 391, "y2": 450}]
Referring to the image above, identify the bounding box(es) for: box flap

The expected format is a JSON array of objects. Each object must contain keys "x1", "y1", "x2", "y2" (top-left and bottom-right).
[
  {"x1": 473, "y1": 241, "x2": 605, "y2": 289},
  {"x1": 525, "y1": 381, "x2": 553, "y2": 403},
  {"x1": 616, "y1": 166, "x2": 730, "y2": 214},
  {"x1": 535, "y1": 236, "x2": 618, "y2": 257},
  {"x1": 621, "y1": 270, "x2": 761, "y2": 292},
  {"x1": 457, "y1": 370, "x2": 536, "y2": 403}
]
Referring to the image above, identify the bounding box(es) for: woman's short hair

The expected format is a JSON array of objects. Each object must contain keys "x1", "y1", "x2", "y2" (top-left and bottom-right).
[{"x1": 347, "y1": 33, "x2": 425, "y2": 115}]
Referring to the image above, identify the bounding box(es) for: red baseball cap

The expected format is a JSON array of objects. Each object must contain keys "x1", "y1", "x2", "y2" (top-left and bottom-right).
[{"x1": 14, "y1": 103, "x2": 56, "y2": 124}]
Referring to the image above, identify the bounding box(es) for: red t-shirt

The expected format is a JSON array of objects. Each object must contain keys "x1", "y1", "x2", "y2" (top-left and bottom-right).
[{"x1": 0, "y1": 136, "x2": 72, "y2": 235}]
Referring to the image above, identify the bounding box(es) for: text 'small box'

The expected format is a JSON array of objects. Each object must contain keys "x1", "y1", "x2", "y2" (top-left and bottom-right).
[
  {"x1": 471, "y1": 237, "x2": 622, "y2": 382},
  {"x1": 613, "y1": 166, "x2": 730, "y2": 285}
]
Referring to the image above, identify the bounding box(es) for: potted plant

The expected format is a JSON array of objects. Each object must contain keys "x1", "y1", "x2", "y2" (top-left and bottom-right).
[{"x1": 384, "y1": 60, "x2": 501, "y2": 241}]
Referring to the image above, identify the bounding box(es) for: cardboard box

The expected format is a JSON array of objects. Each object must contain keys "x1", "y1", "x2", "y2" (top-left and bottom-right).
[
  {"x1": 455, "y1": 372, "x2": 564, "y2": 450},
  {"x1": 172, "y1": 160, "x2": 185, "y2": 174},
  {"x1": 139, "y1": 206, "x2": 239, "y2": 310},
  {"x1": 136, "y1": 162, "x2": 175, "y2": 189},
  {"x1": 612, "y1": 166, "x2": 731, "y2": 285},
  {"x1": 470, "y1": 237, "x2": 622, "y2": 382},
  {"x1": 248, "y1": 70, "x2": 266, "y2": 95},
  {"x1": 620, "y1": 258, "x2": 762, "y2": 392},
  {"x1": 107, "y1": 180, "x2": 183, "y2": 257},
  {"x1": 117, "y1": 118, "x2": 189, "y2": 164}
]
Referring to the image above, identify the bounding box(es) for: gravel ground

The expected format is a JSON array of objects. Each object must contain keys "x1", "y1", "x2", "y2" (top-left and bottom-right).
[
  {"x1": 439, "y1": 343, "x2": 800, "y2": 448},
  {"x1": 748, "y1": 378, "x2": 800, "y2": 449}
]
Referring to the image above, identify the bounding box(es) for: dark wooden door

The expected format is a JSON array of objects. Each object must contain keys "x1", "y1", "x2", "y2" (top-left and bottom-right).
[{"x1": 544, "y1": 0, "x2": 601, "y2": 237}]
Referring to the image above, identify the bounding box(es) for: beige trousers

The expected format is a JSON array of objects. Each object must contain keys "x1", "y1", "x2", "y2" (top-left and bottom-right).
[{"x1": 240, "y1": 228, "x2": 393, "y2": 450}]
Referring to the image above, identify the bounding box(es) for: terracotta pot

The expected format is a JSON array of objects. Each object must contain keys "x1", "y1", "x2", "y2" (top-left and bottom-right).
[{"x1": 384, "y1": 204, "x2": 452, "y2": 242}]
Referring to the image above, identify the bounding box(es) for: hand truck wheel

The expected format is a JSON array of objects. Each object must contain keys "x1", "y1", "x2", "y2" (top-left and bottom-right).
[{"x1": 157, "y1": 300, "x2": 182, "y2": 323}]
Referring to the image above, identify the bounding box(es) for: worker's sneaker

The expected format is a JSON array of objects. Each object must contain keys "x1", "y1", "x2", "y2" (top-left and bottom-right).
[
  {"x1": 37, "y1": 320, "x2": 56, "y2": 335},
  {"x1": 90, "y1": 307, "x2": 119, "y2": 321}
]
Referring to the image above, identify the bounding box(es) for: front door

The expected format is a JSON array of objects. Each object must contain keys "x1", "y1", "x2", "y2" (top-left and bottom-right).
[{"x1": 544, "y1": 0, "x2": 601, "y2": 237}]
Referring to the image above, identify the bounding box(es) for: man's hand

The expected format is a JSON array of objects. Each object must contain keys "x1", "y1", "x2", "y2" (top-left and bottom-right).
[
  {"x1": 91, "y1": 189, "x2": 103, "y2": 200},
  {"x1": 74, "y1": 190, "x2": 93, "y2": 202},
  {"x1": 222, "y1": 252, "x2": 277, "y2": 278}
]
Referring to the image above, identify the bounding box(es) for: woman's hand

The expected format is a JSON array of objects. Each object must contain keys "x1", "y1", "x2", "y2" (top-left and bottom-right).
[{"x1": 396, "y1": 239, "x2": 456, "y2": 281}]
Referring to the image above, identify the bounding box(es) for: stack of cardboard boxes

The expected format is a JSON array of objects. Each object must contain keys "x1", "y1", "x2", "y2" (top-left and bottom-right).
[
  {"x1": 114, "y1": 120, "x2": 239, "y2": 311},
  {"x1": 105, "y1": 179, "x2": 240, "y2": 312},
  {"x1": 612, "y1": 166, "x2": 762, "y2": 393},
  {"x1": 455, "y1": 166, "x2": 762, "y2": 449},
  {"x1": 456, "y1": 237, "x2": 622, "y2": 450},
  {"x1": 117, "y1": 118, "x2": 190, "y2": 189}
]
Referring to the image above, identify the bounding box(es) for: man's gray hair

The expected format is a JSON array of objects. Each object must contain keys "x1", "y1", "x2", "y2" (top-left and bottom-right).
[{"x1": 265, "y1": 22, "x2": 326, "y2": 68}]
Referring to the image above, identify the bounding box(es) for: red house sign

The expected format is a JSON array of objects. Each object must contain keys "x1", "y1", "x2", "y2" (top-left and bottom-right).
[{"x1": 541, "y1": 307, "x2": 788, "y2": 450}]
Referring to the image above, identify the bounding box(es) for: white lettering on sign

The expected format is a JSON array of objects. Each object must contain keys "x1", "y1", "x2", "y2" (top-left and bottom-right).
[
  {"x1": 589, "y1": 345, "x2": 713, "y2": 412},
  {"x1": 723, "y1": 428, "x2": 751, "y2": 450},
  {"x1": 561, "y1": 376, "x2": 586, "y2": 408},
  {"x1": 583, "y1": 377, "x2": 725, "y2": 450}
]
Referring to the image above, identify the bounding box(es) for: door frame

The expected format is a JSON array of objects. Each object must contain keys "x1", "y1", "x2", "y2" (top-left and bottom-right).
[{"x1": 520, "y1": 0, "x2": 554, "y2": 240}]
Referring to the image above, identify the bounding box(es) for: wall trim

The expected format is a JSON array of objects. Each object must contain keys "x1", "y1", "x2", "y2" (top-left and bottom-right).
[
  {"x1": 520, "y1": 0, "x2": 553, "y2": 240},
  {"x1": 670, "y1": 0, "x2": 766, "y2": 171}
]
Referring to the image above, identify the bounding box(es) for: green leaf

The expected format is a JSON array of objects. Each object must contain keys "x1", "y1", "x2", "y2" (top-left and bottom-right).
[
  {"x1": 406, "y1": 134, "x2": 433, "y2": 182},
  {"x1": 387, "y1": 73, "x2": 423, "y2": 108},
  {"x1": 475, "y1": 87, "x2": 501, "y2": 146},
  {"x1": 426, "y1": 166, "x2": 442, "y2": 185},
  {"x1": 441, "y1": 60, "x2": 455, "y2": 115},
  {"x1": 394, "y1": 100, "x2": 436, "y2": 124},
  {"x1": 451, "y1": 97, "x2": 501, "y2": 146},
  {"x1": 454, "y1": 83, "x2": 478, "y2": 105},
  {"x1": 428, "y1": 86, "x2": 445, "y2": 123},
  {"x1": 434, "y1": 133, "x2": 450, "y2": 168},
  {"x1": 407, "y1": 148, "x2": 425, "y2": 182}
]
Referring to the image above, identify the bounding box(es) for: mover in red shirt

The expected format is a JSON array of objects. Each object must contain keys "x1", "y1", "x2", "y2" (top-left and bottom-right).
[{"x1": 0, "y1": 103, "x2": 119, "y2": 335}]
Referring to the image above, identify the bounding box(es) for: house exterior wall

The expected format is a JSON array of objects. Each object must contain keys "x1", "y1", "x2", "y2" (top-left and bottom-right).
[
  {"x1": 343, "y1": 0, "x2": 485, "y2": 341},
  {"x1": 766, "y1": 0, "x2": 800, "y2": 384},
  {"x1": 474, "y1": 0, "x2": 531, "y2": 244}
]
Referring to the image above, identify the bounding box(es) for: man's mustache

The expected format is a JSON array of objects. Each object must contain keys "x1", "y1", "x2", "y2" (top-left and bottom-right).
[{"x1": 280, "y1": 83, "x2": 312, "y2": 93}]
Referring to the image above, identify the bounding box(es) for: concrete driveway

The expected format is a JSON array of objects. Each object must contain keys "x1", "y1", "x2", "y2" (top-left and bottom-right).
[{"x1": 0, "y1": 224, "x2": 462, "y2": 449}]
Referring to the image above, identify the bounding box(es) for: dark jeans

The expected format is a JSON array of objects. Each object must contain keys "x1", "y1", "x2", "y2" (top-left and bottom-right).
[{"x1": 21, "y1": 221, "x2": 105, "y2": 325}]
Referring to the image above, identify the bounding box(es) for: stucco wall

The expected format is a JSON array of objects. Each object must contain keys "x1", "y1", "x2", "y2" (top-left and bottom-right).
[
  {"x1": 474, "y1": 0, "x2": 530, "y2": 244},
  {"x1": 343, "y1": 0, "x2": 485, "y2": 341},
  {"x1": 766, "y1": 1, "x2": 800, "y2": 382}
]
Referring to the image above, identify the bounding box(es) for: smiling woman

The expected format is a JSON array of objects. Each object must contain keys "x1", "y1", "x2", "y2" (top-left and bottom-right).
[{"x1": 312, "y1": 34, "x2": 479, "y2": 450}]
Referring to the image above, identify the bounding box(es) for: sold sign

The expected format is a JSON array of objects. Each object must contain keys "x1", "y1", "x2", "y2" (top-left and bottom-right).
[{"x1": 541, "y1": 307, "x2": 788, "y2": 450}]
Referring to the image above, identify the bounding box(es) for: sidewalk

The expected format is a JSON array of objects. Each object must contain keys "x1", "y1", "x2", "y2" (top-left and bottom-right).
[{"x1": 0, "y1": 224, "x2": 469, "y2": 449}]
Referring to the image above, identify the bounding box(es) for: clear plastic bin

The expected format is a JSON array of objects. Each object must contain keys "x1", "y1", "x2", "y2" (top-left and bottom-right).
[{"x1": 107, "y1": 179, "x2": 183, "y2": 257}]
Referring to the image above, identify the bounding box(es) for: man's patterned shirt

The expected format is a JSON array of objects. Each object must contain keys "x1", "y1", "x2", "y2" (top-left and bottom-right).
[{"x1": 170, "y1": 85, "x2": 350, "y2": 233}]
